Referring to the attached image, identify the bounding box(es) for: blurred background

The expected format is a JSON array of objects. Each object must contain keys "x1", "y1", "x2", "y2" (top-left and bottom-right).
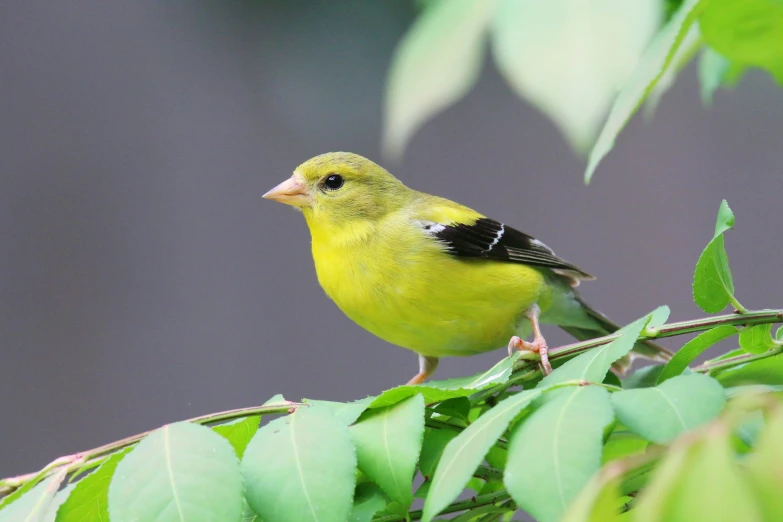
[{"x1": 1, "y1": 0, "x2": 781, "y2": 478}]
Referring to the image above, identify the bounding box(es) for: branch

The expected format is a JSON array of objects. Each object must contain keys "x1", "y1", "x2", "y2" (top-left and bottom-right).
[
  {"x1": 3, "y1": 309, "x2": 781, "y2": 502},
  {"x1": 513, "y1": 308, "x2": 783, "y2": 376},
  {"x1": 373, "y1": 491, "x2": 512, "y2": 522},
  {"x1": 0, "y1": 401, "x2": 302, "y2": 496}
]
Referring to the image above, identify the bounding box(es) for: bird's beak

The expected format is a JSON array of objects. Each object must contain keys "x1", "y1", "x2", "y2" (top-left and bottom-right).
[{"x1": 262, "y1": 174, "x2": 311, "y2": 207}]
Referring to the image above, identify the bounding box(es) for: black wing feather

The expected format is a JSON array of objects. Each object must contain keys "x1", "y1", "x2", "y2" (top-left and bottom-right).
[{"x1": 432, "y1": 217, "x2": 593, "y2": 279}]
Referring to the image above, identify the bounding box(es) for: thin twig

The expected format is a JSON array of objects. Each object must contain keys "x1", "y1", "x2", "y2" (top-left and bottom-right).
[{"x1": 0, "y1": 401, "x2": 302, "y2": 494}]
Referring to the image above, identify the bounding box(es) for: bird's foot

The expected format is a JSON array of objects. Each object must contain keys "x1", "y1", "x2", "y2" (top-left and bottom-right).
[{"x1": 508, "y1": 335, "x2": 552, "y2": 375}]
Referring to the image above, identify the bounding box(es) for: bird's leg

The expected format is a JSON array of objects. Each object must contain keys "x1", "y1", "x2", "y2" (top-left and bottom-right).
[
  {"x1": 407, "y1": 355, "x2": 439, "y2": 385},
  {"x1": 508, "y1": 306, "x2": 551, "y2": 375}
]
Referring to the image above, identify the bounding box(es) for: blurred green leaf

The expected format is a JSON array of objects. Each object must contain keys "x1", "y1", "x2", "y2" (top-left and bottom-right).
[
  {"x1": 698, "y1": 46, "x2": 746, "y2": 105},
  {"x1": 212, "y1": 416, "x2": 260, "y2": 459},
  {"x1": 109, "y1": 423, "x2": 242, "y2": 522},
  {"x1": 700, "y1": 0, "x2": 783, "y2": 84},
  {"x1": 504, "y1": 386, "x2": 614, "y2": 522},
  {"x1": 491, "y1": 0, "x2": 661, "y2": 153},
  {"x1": 348, "y1": 483, "x2": 388, "y2": 522},
  {"x1": 418, "y1": 428, "x2": 458, "y2": 478},
  {"x1": 611, "y1": 374, "x2": 726, "y2": 444},
  {"x1": 305, "y1": 397, "x2": 372, "y2": 425},
  {"x1": 641, "y1": 426, "x2": 763, "y2": 521},
  {"x1": 739, "y1": 324, "x2": 780, "y2": 355},
  {"x1": 715, "y1": 354, "x2": 783, "y2": 386},
  {"x1": 241, "y1": 407, "x2": 356, "y2": 522},
  {"x1": 693, "y1": 200, "x2": 740, "y2": 313},
  {"x1": 585, "y1": 0, "x2": 706, "y2": 182},
  {"x1": 382, "y1": 0, "x2": 497, "y2": 159},
  {"x1": 560, "y1": 471, "x2": 623, "y2": 522},
  {"x1": 735, "y1": 409, "x2": 765, "y2": 448},
  {"x1": 370, "y1": 353, "x2": 519, "y2": 408},
  {"x1": 745, "y1": 406, "x2": 783, "y2": 519},
  {"x1": 601, "y1": 430, "x2": 649, "y2": 464},
  {"x1": 350, "y1": 395, "x2": 424, "y2": 507},
  {"x1": 539, "y1": 308, "x2": 668, "y2": 388},
  {"x1": 658, "y1": 325, "x2": 738, "y2": 383},
  {"x1": 241, "y1": 499, "x2": 259, "y2": 522},
  {"x1": 633, "y1": 437, "x2": 693, "y2": 522},
  {"x1": 645, "y1": 24, "x2": 701, "y2": 116},
  {"x1": 0, "y1": 470, "x2": 66, "y2": 522},
  {"x1": 422, "y1": 389, "x2": 542, "y2": 522},
  {"x1": 55, "y1": 449, "x2": 130, "y2": 522}
]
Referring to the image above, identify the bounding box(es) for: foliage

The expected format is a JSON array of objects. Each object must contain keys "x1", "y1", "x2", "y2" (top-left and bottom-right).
[
  {"x1": 2, "y1": 200, "x2": 783, "y2": 521},
  {"x1": 382, "y1": 0, "x2": 783, "y2": 182}
]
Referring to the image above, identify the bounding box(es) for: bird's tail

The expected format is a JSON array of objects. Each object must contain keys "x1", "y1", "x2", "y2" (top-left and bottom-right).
[{"x1": 562, "y1": 295, "x2": 672, "y2": 374}]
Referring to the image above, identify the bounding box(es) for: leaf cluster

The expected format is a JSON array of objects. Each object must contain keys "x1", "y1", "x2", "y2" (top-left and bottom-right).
[
  {"x1": 2, "y1": 202, "x2": 783, "y2": 521},
  {"x1": 383, "y1": 0, "x2": 783, "y2": 182}
]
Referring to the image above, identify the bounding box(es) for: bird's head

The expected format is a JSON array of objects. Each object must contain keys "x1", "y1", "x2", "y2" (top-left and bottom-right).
[{"x1": 263, "y1": 152, "x2": 411, "y2": 236}]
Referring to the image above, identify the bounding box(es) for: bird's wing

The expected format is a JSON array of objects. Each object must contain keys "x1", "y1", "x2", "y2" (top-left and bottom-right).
[{"x1": 412, "y1": 197, "x2": 594, "y2": 284}]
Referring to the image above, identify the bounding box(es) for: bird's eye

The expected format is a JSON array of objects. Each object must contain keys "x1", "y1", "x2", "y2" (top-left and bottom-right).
[{"x1": 322, "y1": 174, "x2": 344, "y2": 191}]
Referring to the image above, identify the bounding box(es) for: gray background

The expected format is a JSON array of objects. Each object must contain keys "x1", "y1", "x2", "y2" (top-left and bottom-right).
[{"x1": 1, "y1": 0, "x2": 781, "y2": 479}]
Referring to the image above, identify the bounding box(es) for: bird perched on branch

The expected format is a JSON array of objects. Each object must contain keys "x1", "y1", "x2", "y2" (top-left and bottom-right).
[{"x1": 263, "y1": 152, "x2": 670, "y2": 384}]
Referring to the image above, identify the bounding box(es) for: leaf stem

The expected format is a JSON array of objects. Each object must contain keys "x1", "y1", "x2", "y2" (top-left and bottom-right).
[{"x1": 373, "y1": 491, "x2": 512, "y2": 521}]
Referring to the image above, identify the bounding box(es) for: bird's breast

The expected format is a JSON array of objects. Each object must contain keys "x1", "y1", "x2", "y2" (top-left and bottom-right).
[{"x1": 309, "y1": 232, "x2": 548, "y2": 357}]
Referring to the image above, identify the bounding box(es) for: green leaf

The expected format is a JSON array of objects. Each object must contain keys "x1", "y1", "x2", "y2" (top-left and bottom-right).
[
  {"x1": 740, "y1": 324, "x2": 780, "y2": 355},
  {"x1": 491, "y1": 0, "x2": 662, "y2": 153},
  {"x1": 640, "y1": 427, "x2": 763, "y2": 521},
  {"x1": 263, "y1": 393, "x2": 288, "y2": 406},
  {"x1": 560, "y1": 472, "x2": 623, "y2": 522},
  {"x1": 241, "y1": 406, "x2": 357, "y2": 522},
  {"x1": 350, "y1": 395, "x2": 424, "y2": 507},
  {"x1": 0, "y1": 470, "x2": 67, "y2": 522},
  {"x1": 622, "y1": 364, "x2": 665, "y2": 389},
  {"x1": 305, "y1": 397, "x2": 373, "y2": 425},
  {"x1": 108, "y1": 422, "x2": 242, "y2": 522},
  {"x1": 633, "y1": 436, "x2": 693, "y2": 522},
  {"x1": 418, "y1": 428, "x2": 459, "y2": 478},
  {"x1": 693, "y1": 200, "x2": 739, "y2": 313},
  {"x1": 382, "y1": 0, "x2": 497, "y2": 159},
  {"x1": 212, "y1": 416, "x2": 260, "y2": 459},
  {"x1": 601, "y1": 431, "x2": 649, "y2": 464},
  {"x1": 370, "y1": 353, "x2": 519, "y2": 408},
  {"x1": 241, "y1": 500, "x2": 260, "y2": 522},
  {"x1": 55, "y1": 448, "x2": 130, "y2": 522},
  {"x1": 611, "y1": 374, "x2": 725, "y2": 444},
  {"x1": 644, "y1": 23, "x2": 701, "y2": 116},
  {"x1": 700, "y1": 0, "x2": 783, "y2": 84},
  {"x1": 715, "y1": 354, "x2": 783, "y2": 386},
  {"x1": 422, "y1": 389, "x2": 542, "y2": 522},
  {"x1": 504, "y1": 386, "x2": 614, "y2": 522},
  {"x1": 585, "y1": 0, "x2": 706, "y2": 182},
  {"x1": 348, "y1": 483, "x2": 388, "y2": 522},
  {"x1": 698, "y1": 46, "x2": 746, "y2": 105},
  {"x1": 42, "y1": 484, "x2": 74, "y2": 522},
  {"x1": 539, "y1": 308, "x2": 668, "y2": 388},
  {"x1": 745, "y1": 407, "x2": 783, "y2": 520},
  {"x1": 658, "y1": 325, "x2": 738, "y2": 383},
  {"x1": 712, "y1": 199, "x2": 735, "y2": 236},
  {"x1": 433, "y1": 397, "x2": 471, "y2": 422}
]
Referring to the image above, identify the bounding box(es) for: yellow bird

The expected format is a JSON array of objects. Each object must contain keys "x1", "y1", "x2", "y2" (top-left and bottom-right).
[{"x1": 264, "y1": 152, "x2": 670, "y2": 384}]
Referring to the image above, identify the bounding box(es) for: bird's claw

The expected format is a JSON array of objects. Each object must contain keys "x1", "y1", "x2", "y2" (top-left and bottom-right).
[{"x1": 508, "y1": 335, "x2": 552, "y2": 375}]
